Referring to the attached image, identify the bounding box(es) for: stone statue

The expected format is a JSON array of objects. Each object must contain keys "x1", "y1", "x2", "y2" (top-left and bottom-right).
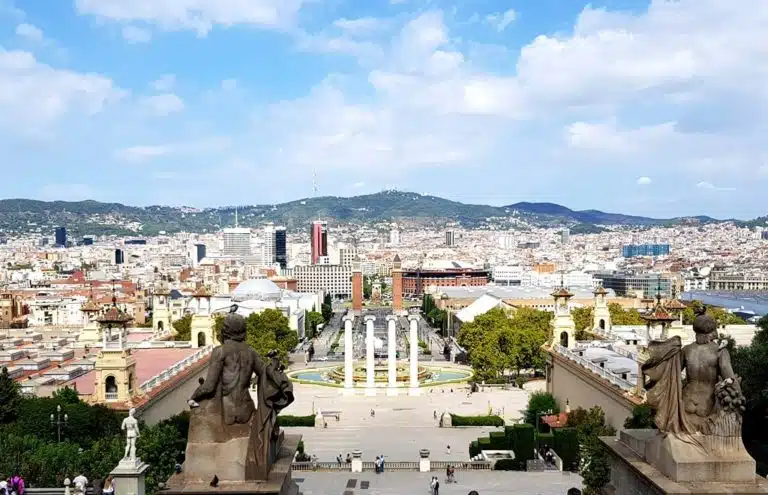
[
  {"x1": 121, "y1": 408, "x2": 140, "y2": 460},
  {"x1": 182, "y1": 309, "x2": 295, "y2": 482},
  {"x1": 641, "y1": 307, "x2": 745, "y2": 451}
]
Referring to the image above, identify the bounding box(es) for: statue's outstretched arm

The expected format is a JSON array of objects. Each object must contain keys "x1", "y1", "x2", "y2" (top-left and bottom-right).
[{"x1": 192, "y1": 347, "x2": 224, "y2": 401}]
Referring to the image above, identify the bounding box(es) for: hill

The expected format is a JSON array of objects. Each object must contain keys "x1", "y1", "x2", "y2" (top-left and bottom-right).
[{"x1": 0, "y1": 191, "x2": 732, "y2": 237}]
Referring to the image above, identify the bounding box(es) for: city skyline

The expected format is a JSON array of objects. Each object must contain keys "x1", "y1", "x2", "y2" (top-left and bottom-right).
[{"x1": 1, "y1": 0, "x2": 765, "y2": 218}]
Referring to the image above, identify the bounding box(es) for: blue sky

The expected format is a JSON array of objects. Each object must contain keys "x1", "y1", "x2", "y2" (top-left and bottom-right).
[{"x1": 0, "y1": 0, "x2": 766, "y2": 219}]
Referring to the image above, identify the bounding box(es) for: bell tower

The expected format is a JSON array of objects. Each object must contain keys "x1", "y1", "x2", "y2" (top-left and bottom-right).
[
  {"x1": 551, "y1": 278, "x2": 575, "y2": 349},
  {"x1": 92, "y1": 292, "x2": 138, "y2": 404},
  {"x1": 78, "y1": 285, "x2": 102, "y2": 344},
  {"x1": 152, "y1": 279, "x2": 172, "y2": 336},
  {"x1": 592, "y1": 284, "x2": 612, "y2": 335},
  {"x1": 191, "y1": 285, "x2": 217, "y2": 348}
]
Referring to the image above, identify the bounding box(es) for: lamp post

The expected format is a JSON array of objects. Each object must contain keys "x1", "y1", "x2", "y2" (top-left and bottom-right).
[{"x1": 51, "y1": 404, "x2": 68, "y2": 442}]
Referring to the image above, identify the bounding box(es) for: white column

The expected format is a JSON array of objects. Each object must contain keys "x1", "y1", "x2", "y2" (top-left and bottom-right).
[
  {"x1": 386, "y1": 315, "x2": 398, "y2": 396},
  {"x1": 365, "y1": 315, "x2": 376, "y2": 396},
  {"x1": 409, "y1": 315, "x2": 420, "y2": 395},
  {"x1": 343, "y1": 316, "x2": 354, "y2": 394}
]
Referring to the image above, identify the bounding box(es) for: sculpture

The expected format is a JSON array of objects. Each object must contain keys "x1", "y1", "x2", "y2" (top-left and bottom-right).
[
  {"x1": 121, "y1": 408, "x2": 140, "y2": 460},
  {"x1": 184, "y1": 308, "x2": 295, "y2": 482},
  {"x1": 641, "y1": 306, "x2": 745, "y2": 451}
]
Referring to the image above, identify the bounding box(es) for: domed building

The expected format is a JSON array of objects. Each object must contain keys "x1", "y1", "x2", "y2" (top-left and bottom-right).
[{"x1": 230, "y1": 278, "x2": 283, "y2": 302}]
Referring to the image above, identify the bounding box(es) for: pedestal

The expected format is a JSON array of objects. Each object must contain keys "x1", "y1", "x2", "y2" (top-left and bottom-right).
[
  {"x1": 111, "y1": 458, "x2": 149, "y2": 495},
  {"x1": 419, "y1": 449, "x2": 431, "y2": 472},
  {"x1": 351, "y1": 450, "x2": 363, "y2": 473},
  {"x1": 314, "y1": 412, "x2": 324, "y2": 428}
]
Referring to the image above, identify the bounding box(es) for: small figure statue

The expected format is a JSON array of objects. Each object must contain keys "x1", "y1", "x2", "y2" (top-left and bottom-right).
[
  {"x1": 642, "y1": 306, "x2": 745, "y2": 450},
  {"x1": 121, "y1": 408, "x2": 140, "y2": 460}
]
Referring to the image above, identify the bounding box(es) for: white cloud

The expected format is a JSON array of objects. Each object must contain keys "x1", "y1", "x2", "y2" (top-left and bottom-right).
[
  {"x1": 115, "y1": 145, "x2": 172, "y2": 162},
  {"x1": 353, "y1": 181, "x2": 365, "y2": 188},
  {"x1": 15, "y1": 23, "x2": 43, "y2": 42},
  {"x1": 0, "y1": 48, "x2": 124, "y2": 133},
  {"x1": 115, "y1": 137, "x2": 231, "y2": 162},
  {"x1": 151, "y1": 74, "x2": 175, "y2": 92},
  {"x1": 637, "y1": 176, "x2": 652, "y2": 185},
  {"x1": 566, "y1": 121, "x2": 677, "y2": 152},
  {"x1": 122, "y1": 25, "x2": 151, "y2": 43},
  {"x1": 142, "y1": 93, "x2": 184, "y2": 116},
  {"x1": 485, "y1": 9, "x2": 516, "y2": 32},
  {"x1": 221, "y1": 79, "x2": 237, "y2": 91},
  {"x1": 696, "y1": 181, "x2": 735, "y2": 191},
  {"x1": 333, "y1": 17, "x2": 388, "y2": 35},
  {"x1": 76, "y1": 0, "x2": 310, "y2": 35}
]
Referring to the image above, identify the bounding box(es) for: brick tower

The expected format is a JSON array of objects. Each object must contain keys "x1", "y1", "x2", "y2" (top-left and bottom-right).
[
  {"x1": 392, "y1": 254, "x2": 403, "y2": 314},
  {"x1": 352, "y1": 256, "x2": 363, "y2": 314}
]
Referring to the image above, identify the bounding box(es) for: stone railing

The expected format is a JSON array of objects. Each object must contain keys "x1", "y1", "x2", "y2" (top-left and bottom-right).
[
  {"x1": 552, "y1": 344, "x2": 634, "y2": 391},
  {"x1": 431, "y1": 461, "x2": 492, "y2": 470},
  {"x1": 608, "y1": 344, "x2": 638, "y2": 361},
  {"x1": 292, "y1": 460, "x2": 491, "y2": 472},
  {"x1": 140, "y1": 346, "x2": 213, "y2": 392}
]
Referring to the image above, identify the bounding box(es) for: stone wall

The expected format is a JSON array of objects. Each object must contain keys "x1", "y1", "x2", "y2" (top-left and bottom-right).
[{"x1": 137, "y1": 362, "x2": 210, "y2": 425}]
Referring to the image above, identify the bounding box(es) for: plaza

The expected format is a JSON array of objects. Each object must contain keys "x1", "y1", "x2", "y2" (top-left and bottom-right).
[{"x1": 295, "y1": 471, "x2": 582, "y2": 495}]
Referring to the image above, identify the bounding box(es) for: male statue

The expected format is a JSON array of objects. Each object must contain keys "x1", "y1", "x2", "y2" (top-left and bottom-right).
[
  {"x1": 121, "y1": 408, "x2": 140, "y2": 460},
  {"x1": 185, "y1": 308, "x2": 294, "y2": 481}
]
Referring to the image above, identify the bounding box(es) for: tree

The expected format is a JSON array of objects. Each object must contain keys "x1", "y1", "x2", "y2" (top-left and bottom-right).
[
  {"x1": 623, "y1": 403, "x2": 656, "y2": 429},
  {"x1": 571, "y1": 306, "x2": 594, "y2": 340},
  {"x1": 305, "y1": 311, "x2": 324, "y2": 339},
  {"x1": 567, "y1": 406, "x2": 615, "y2": 495},
  {"x1": 682, "y1": 303, "x2": 746, "y2": 326},
  {"x1": 245, "y1": 309, "x2": 299, "y2": 365},
  {"x1": 172, "y1": 314, "x2": 192, "y2": 341},
  {"x1": 52, "y1": 386, "x2": 80, "y2": 404},
  {"x1": 321, "y1": 293, "x2": 333, "y2": 322},
  {"x1": 0, "y1": 366, "x2": 21, "y2": 424},
  {"x1": 608, "y1": 303, "x2": 646, "y2": 325},
  {"x1": 524, "y1": 391, "x2": 559, "y2": 426},
  {"x1": 363, "y1": 276, "x2": 372, "y2": 299}
]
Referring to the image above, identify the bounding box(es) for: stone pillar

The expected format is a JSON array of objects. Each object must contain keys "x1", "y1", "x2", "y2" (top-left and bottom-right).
[
  {"x1": 351, "y1": 450, "x2": 363, "y2": 473},
  {"x1": 365, "y1": 315, "x2": 376, "y2": 396},
  {"x1": 111, "y1": 458, "x2": 149, "y2": 495},
  {"x1": 386, "y1": 315, "x2": 398, "y2": 396},
  {"x1": 419, "y1": 449, "x2": 431, "y2": 472},
  {"x1": 343, "y1": 316, "x2": 354, "y2": 394},
  {"x1": 408, "y1": 315, "x2": 420, "y2": 395}
]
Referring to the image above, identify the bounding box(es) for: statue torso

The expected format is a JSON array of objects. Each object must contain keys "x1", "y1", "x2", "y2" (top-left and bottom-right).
[{"x1": 682, "y1": 342, "x2": 719, "y2": 418}]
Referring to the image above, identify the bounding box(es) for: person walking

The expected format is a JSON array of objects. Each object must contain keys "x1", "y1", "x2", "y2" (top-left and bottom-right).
[
  {"x1": 374, "y1": 456, "x2": 380, "y2": 474},
  {"x1": 379, "y1": 454, "x2": 385, "y2": 472}
]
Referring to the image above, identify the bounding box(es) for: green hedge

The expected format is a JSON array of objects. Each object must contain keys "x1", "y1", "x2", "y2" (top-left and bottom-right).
[
  {"x1": 493, "y1": 458, "x2": 526, "y2": 471},
  {"x1": 504, "y1": 425, "x2": 516, "y2": 450},
  {"x1": 276, "y1": 414, "x2": 315, "y2": 427},
  {"x1": 536, "y1": 432, "x2": 554, "y2": 449},
  {"x1": 489, "y1": 431, "x2": 508, "y2": 450},
  {"x1": 553, "y1": 427, "x2": 579, "y2": 471},
  {"x1": 513, "y1": 424, "x2": 535, "y2": 461},
  {"x1": 478, "y1": 437, "x2": 492, "y2": 451},
  {"x1": 451, "y1": 414, "x2": 504, "y2": 427},
  {"x1": 469, "y1": 440, "x2": 480, "y2": 458}
]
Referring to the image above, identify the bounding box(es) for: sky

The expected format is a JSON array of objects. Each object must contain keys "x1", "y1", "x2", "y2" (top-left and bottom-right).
[{"x1": 0, "y1": 0, "x2": 766, "y2": 219}]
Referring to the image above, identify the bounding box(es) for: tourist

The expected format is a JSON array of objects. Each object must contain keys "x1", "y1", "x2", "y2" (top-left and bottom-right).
[
  {"x1": 446, "y1": 444, "x2": 451, "y2": 455},
  {"x1": 468, "y1": 491, "x2": 479, "y2": 495},
  {"x1": 433, "y1": 410, "x2": 437, "y2": 420},
  {"x1": 102, "y1": 476, "x2": 115, "y2": 495},
  {"x1": 91, "y1": 476, "x2": 103, "y2": 495},
  {"x1": 10, "y1": 474, "x2": 24, "y2": 495},
  {"x1": 379, "y1": 454, "x2": 385, "y2": 472},
  {"x1": 73, "y1": 473, "x2": 88, "y2": 495},
  {"x1": 370, "y1": 408, "x2": 375, "y2": 418},
  {"x1": 430, "y1": 477, "x2": 437, "y2": 493},
  {"x1": 566, "y1": 489, "x2": 581, "y2": 495},
  {"x1": 374, "y1": 456, "x2": 381, "y2": 473},
  {"x1": 0, "y1": 477, "x2": 8, "y2": 495},
  {"x1": 336, "y1": 453, "x2": 343, "y2": 466},
  {"x1": 433, "y1": 477, "x2": 440, "y2": 495},
  {"x1": 345, "y1": 453, "x2": 352, "y2": 464}
]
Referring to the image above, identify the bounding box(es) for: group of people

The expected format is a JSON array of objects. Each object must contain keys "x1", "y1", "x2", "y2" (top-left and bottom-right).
[
  {"x1": 374, "y1": 455, "x2": 385, "y2": 473},
  {"x1": 0, "y1": 474, "x2": 24, "y2": 495},
  {"x1": 335, "y1": 452, "x2": 352, "y2": 465},
  {"x1": 71, "y1": 473, "x2": 115, "y2": 495}
]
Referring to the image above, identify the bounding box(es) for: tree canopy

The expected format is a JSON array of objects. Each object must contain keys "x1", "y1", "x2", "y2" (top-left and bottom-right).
[
  {"x1": 305, "y1": 311, "x2": 324, "y2": 339},
  {"x1": 571, "y1": 306, "x2": 594, "y2": 340},
  {"x1": 321, "y1": 293, "x2": 333, "y2": 322},
  {"x1": 0, "y1": 366, "x2": 21, "y2": 424},
  {"x1": 172, "y1": 314, "x2": 192, "y2": 341},
  {"x1": 524, "y1": 391, "x2": 559, "y2": 426},
  {"x1": 457, "y1": 307, "x2": 551, "y2": 381},
  {"x1": 682, "y1": 300, "x2": 746, "y2": 326},
  {"x1": 608, "y1": 303, "x2": 646, "y2": 325},
  {"x1": 566, "y1": 406, "x2": 616, "y2": 495},
  {"x1": 213, "y1": 309, "x2": 298, "y2": 365}
]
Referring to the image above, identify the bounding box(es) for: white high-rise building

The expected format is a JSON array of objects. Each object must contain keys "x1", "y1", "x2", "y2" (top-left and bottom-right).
[
  {"x1": 262, "y1": 224, "x2": 276, "y2": 265},
  {"x1": 222, "y1": 228, "x2": 251, "y2": 257},
  {"x1": 389, "y1": 224, "x2": 400, "y2": 246}
]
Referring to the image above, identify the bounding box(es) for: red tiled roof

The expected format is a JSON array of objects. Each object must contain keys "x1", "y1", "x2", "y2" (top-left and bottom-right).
[
  {"x1": 551, "y1": 288, "x2": 573, "y2": 298},
  {"x1": 541, "y1": 412, "x2": 569, "y2": 428},
  {"x1": 642, "y1": 305, "x2": 677, "y2": 322},
  {"x1": 593, "y1": 286, "x2": 608, "y2": 295},
  {"x1": 664, "y1": 299, "x2": 687, "y2": 310}
]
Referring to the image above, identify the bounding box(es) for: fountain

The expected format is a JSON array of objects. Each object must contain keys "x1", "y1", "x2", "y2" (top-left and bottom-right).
[{"x1": 288, "y1": 362, "x2": 472, "y2": 387}]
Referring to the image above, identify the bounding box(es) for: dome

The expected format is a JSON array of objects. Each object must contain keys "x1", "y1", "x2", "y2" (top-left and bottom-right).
[{"x1": 232, "y1": 278, "x2": 282, "y2": 302}]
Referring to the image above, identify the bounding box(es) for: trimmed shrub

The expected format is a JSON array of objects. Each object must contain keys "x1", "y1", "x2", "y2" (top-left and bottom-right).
[
  {"x1": 469, "y1": 440, "x2": 480, "y2": 458},
  {"x1": 276, "y1": 414, "x2": 315, "y2": 427},
  {"x1": 536, "y1": 432, "x2": 554, "y2": 449},
  {"x1": 489, "y1": 431, "x2": 508, "y2": 450},
  {"x1": 493, "y1": 458, "x2": 526, "y2": 471},
  {"x1": 478, "y1": 437, "x2": 492, "y2": 451},
  {"x1": 504, "y1": 425, "x2": 516, "y2": 450},
  {"x1": 513, "y1": 423, "x2": 535, "y2": 461},
  {"x1": 450, "y1": 414, "x2": 504, "y2": 427},
  {"x1": 553, "y1": 427, "x2": 579, "y2": 471}
]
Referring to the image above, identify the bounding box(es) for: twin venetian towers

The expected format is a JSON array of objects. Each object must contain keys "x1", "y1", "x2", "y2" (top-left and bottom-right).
[{"x1": 351, "y1": 254, "x2": 404, "y2": 313}]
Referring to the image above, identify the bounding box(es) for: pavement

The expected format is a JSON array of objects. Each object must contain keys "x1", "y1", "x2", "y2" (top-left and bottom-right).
[{"x1": 295, "y1": 471, "x2": 582, "y2": 495}]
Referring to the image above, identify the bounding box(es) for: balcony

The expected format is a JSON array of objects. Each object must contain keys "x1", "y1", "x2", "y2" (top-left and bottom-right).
[{"x1": 105, "y1": 392, "x2": 119, "y2": 401}]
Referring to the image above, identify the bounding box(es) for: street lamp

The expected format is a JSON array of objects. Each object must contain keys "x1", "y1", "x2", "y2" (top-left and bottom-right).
[{"x1": 51, "y1": 404, "x2": 68, "y2": 442}]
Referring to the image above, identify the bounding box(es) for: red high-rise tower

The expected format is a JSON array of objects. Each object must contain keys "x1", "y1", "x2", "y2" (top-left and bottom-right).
[{"x1": 310, "y1": 220, "x2": 328, "y2": 264}]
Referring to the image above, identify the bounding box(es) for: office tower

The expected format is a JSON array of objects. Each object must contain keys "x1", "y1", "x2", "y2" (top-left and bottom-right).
[
  {"x1": 560, "y1": 228, "x2": 570, "y2": 245},
  {"x1": 222, "y1": 228, "x2": 251, "y2": 257},
  {"x1": 311, "y1": 220, "x2": 328, "y2": 264},
  {"x1": 55, "y1": 227, "x2": 67, "y2": 247},
  {"x1": 262, "y1": 224, "x2": 276, "y2": 265},
  {"x1": 194, "y1": 243, "x2": 207, "y2": 263},
  {"x1": 445, "y1": 229, "x2": 456, "y2": 247},
  {"x1": 114, "y1": 249, "x2": 125, "y2": 265},
  {"x1": 621, "y1": 244, "x2": 671, "y2": 258},
  {"x1": 389, "y1": 224, "x2": 400, "y2": 246},
  {"x1": 275, "y1": 227, "x2": 287, "y2": 270}
]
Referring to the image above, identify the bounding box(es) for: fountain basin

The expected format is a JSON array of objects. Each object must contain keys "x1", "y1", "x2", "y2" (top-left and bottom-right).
[{"x1": 288, "y1": 363, "x2": 472, "y2": 387}]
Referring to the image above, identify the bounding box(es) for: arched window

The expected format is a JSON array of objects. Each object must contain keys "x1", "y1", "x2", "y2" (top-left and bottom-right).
[
  {"x1": 559, "y1": 331, "x2": 569, "y2": 348},
  {"x1": 197, "y1": 332, "x2": 206, "y2": 347},
  {"x1": 157, "y1": 320, "x2": 164, "y2": 332},
  {"x1": 105, "y1": 375, "x2": 118, "y2": 400},
  {"x1": 599, "y1": 319, "x2": 606, "y2": 330}
]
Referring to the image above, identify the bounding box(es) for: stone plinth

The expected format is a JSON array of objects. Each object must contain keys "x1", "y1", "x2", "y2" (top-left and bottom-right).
[
  {"x1": 314, "y1": 412, "x2": 324, "y2": 428},
  {"x1": 167, "y1": 435, "x2": 302, "y2": 495},
  {"x1": 601, "y1": 431, "x2": 768, "y2": 494},
  {"x1": 351, "y1": 450, "x2": 363, "y2": 473},
  {"x1": 111, "y1": 458, "x2": 149, "y2": 495},
  {"x1": 419, "y1": 449, "x2": 431, "y2": 472}
]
